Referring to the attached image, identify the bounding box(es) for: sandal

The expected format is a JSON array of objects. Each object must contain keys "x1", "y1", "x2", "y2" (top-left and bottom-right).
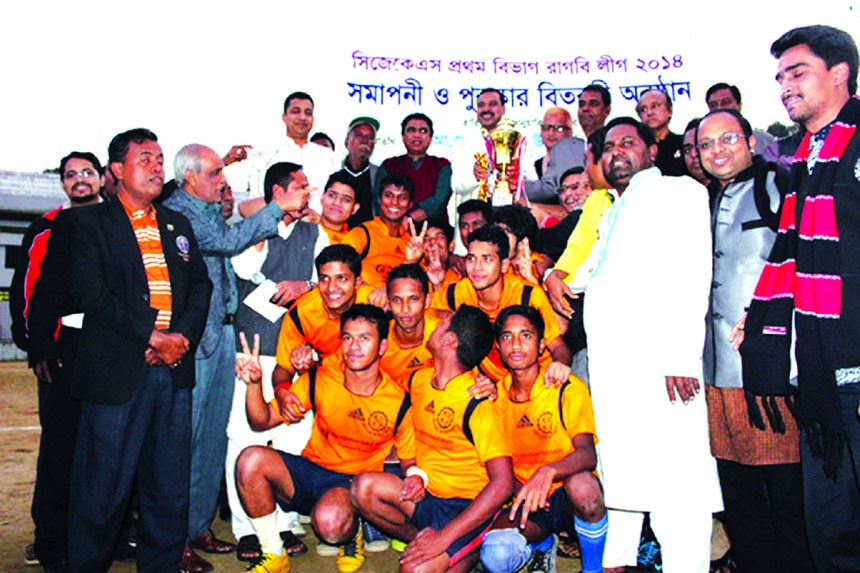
[
  {"x1": 556, "y1": 536, "x2": 581, "y2": 559},
  {"x1": 236, "y1": 534, "x2": 262, "y2": 562},
  {"x1": 280, "y1": 531, "x2": 308, "y2": 556}
]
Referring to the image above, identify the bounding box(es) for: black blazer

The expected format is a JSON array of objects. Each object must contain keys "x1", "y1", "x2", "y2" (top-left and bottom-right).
[{"x1": 69, "y1": 197, "x2": 212, "y2": 405}]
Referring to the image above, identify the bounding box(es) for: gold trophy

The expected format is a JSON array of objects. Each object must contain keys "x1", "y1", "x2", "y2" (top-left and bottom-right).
[{"x1": 486, "y1": 116, "x2": 522, "y2": 205}]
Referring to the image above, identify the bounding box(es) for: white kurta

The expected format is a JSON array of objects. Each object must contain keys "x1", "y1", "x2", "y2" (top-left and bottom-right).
[{"x1": 583, "y1": 167, "x2": 722, "y2": 513}]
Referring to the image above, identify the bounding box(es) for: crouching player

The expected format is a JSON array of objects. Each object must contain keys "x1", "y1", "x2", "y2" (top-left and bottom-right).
[
  {"x1": 350, "y1": 305, "x2": 514, "y2": 572},
  {"x1": 235, "y1": 304, "x2": 415, "y2": 573},
  {"x1": 480, "y1": 306, "x2": 607, "y2": 573}
]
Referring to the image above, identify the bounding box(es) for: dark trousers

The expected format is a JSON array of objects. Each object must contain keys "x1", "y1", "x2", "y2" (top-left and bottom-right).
[
  {"x1": 68, "y1": 364, "x2": 191, "y2": 573},
  {"x1": 801, "y1": 384, "x2": 860, "y2": 573},
  {"x1": 31, "y1": 327, "x2": 81, "y2": 565},
  {"x1": 716, "y1": 458, "x2": 813, "y2": 573}
]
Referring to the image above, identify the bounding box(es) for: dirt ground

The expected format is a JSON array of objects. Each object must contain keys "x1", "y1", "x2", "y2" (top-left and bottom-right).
[{"x1": 1, "y1": 360, "x2": 726, "y2": 572}]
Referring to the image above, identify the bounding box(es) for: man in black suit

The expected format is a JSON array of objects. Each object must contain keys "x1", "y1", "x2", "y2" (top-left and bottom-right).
[{"x1": 65, "y1": 128, "x2": 212, "y2": 573}]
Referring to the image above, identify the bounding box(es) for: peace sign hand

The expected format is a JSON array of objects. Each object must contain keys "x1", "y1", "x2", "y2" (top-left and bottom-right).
[
  {"x1": 404, "y1": 217, "x2": 428, "y2": 263},
  {"x1": 236, "y1": 332, "x2": 263, "y2": 385}
]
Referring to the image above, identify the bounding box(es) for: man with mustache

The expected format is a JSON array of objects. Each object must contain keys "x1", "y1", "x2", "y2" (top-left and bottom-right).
[
  {"x1": 10, "y1": 151, "x2": 104, "y2": 571},
  {"x1": 164, "y1": 148, "x2": 310, "y2": 573},
  {"x1": 583, "y1": 117, "x2": 722, "y2": 572},
  {"x1": 337, "y1": 117, "x2": 380, "y2": 228}
]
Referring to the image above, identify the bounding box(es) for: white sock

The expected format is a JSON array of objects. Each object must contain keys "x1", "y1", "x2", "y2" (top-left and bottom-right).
[{"x1": 251, "y1": 511, "x2": 283, "y2": 555}]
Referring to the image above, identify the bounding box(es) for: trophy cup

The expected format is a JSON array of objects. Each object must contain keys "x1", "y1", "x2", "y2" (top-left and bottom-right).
[{"x1": 486, "y1": 116, "x2": 522, "y2": 205}]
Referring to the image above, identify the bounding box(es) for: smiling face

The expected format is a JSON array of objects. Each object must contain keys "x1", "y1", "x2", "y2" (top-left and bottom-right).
[
  {"x1": 318, "y1": 261, "x2": 358, "y2": 316},
  {"x1": 497, "y1": 313, "x2": 544, "y2": 371},
  {"x1": 321, "y1": 182, "x2": 357, "y2": 228},
  {"x1": 387, "y1": 277, "x2": 428, "y2": 332},
  {"x1": 540, "y1": 109, "x2": 573, "y2": 150},
  {"x1": 601, "y1": 123, "x2": 657, "y2": 192},
  {"x1": 379, "y1": 184, "x2": 411, "y2": 225},
  {"x1": 697, "y1": 112, "x2": 754, "y2": 187},
  {"x1": 558, "y1": 171, "x2": 592, "y2": 213},
  {"x1": 113, "y1": 139, "x2": 165, "y2": 206},
  {"x1": 475, "y1": 90, "x2": 506, "y2": 130},
  {"x1": 776, "y1": 43, "x2": 850, "y2": 133},
  {"x1": 341, "y1": 317, "x2": 385, "y2": 372},
  {"x1": 282, "y1": 98, "x2": 314, "y2": 142},
  {"x1": 465, "y1": 240, "x2": 507, "y2": 292},
  {"x1": 61, "y1": 157, "x2": 103, "y2": 204}
]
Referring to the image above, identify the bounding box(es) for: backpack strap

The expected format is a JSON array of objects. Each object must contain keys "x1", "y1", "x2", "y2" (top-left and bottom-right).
[{"x1": 520, "y1": 285, "x2": 534, "y2": 307}]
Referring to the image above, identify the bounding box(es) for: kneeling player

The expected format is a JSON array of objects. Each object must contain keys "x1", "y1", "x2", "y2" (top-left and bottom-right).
[
  {"x1": 480, "y1": 306, "x2": 607, "y2": 573},
  {"x1": 235, "y1": 304, "x2": 414, "y2": 573},
  {"x1": 351, "y1": 305, "x2": 514, "y2": 573}
]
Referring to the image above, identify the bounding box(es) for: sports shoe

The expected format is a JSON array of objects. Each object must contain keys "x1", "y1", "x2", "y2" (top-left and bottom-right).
[
  {"x1": 336, "y1": 526, "x2": 366, "y2": 572},
  {"x1": 528, "y1": 534, "x2": 558, "y2": 573},
  {"x1": 25, "y1": 543, "x2": 39, "y2": 566},
  {"x1": 315, "y1": 541, "x2": 339, "y2": 557},
  {"x1": 244, "y1": 551, "x2": 291, "y2": 573},
  {"x1": 361, "y1": 520, "x2": 389, "y2": 553},
  {"x1": 284, "y1": 511, "x2": 307, "y2": 538},
  {"x1": 390, "y1": 539, "x2": 407, "y2": 553}
]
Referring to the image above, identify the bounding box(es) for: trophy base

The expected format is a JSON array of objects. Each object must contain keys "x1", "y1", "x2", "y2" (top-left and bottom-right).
[{"x1": 491, "y1": 190, "x2": 514, "y2": 207}]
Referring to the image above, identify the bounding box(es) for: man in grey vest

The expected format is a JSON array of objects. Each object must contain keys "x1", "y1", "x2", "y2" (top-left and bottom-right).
[
  {"x1": 225, "y1": 161, "x2": 330, "y2": 562},
  {"x1": 697, "y1": 109, "x2": 813, "y2": 573},
  {"x1": 164, "y1": 149, "x2": 310, "y2": 573}
]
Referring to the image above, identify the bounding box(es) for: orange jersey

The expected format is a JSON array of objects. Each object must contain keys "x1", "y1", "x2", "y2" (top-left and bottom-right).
[
  {"x1": 497, "y1": 368, "x2": 597, "y2": 494},
  {"x1": 321, "y1": 223, "x2": 348, "y2": 244},
  {"x1": 409, "y1": 368, "x2": 511, "y2": 499},
  {"x1": 342, "y1": 217, "x2": 408, "y2": 289},
  {"x1": 381, "y1": 313, "x2": 440, "y2": 388},
  {"x1": 275, "y1": 285, "x2": 374, "y2": 371},
  {"x1": 430, "y1": 274, "x2": 562, "y2": 381},
  {"x1": 278, "y1": 362, "x2": 415, "y2": 474}
]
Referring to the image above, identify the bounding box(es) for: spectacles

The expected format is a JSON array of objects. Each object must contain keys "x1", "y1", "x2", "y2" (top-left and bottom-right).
[
  {"x1": 63, "y1": 168, "x2": 98, "y2": 180},
  {"x1": 697, "y1": 132, "x2": 745, "y2": 152},
  {"x1": 541, "y1": 124, "x2": 571, "y2": 133}
]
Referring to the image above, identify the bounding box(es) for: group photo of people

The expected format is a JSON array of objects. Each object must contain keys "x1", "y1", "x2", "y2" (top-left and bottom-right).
[{"x1": 7, "y1": 17, "x2": 860, "y2": 573}]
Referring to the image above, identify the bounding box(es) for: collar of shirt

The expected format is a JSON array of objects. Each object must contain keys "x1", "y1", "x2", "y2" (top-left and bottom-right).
[{"x1": 341, "y1": 159, "x2": 371, "y2": 177}]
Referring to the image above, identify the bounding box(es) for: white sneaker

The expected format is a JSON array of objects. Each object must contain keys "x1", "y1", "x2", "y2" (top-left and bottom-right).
[{"x1": 283, "y1": 511, "x2": 307, "y2": 537}]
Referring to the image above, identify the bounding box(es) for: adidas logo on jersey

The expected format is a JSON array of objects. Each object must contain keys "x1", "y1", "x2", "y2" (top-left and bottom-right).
[
  {"x1": 408, "y1": 357, "x2": 423, "y2": 369},
  {"x1": 425, "y1": 400, "x2": 435, "y2": 413},
  {"x1": 348, "y1": 408, "x2": 364, "y2": 421},
  {"x1": 517, "y1": 415, "x2": 533, "y2": 428}
]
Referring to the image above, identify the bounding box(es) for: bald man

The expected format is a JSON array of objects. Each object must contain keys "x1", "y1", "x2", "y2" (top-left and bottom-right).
[{"x1": 522, "y1": 107, "x2": 586, "y2": 203}]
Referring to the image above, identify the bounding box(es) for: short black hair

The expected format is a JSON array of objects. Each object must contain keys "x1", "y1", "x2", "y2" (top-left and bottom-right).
[
  {"x1": 457, "y1": 199, "x2": 493, "y2": 222},
  {"x1": 586, "y1": 127, "x2": 606, "y2": 166},
  {"x1": 771, "y1": 25, "x2": 858, "y2": 95},
  {"x1": 425, "y1": 216, "x2": 455, "y2": 244},
  {"x1": 108, "y1": 128, "x2": 158, "y2": 165},
  {"x1": 581, "y1": 84, "x2": 611, "y2": 107},
  {"x1": 477, "y1": 87, "x2": 507, "y2": 105},
  {"x1": 494, "y1": 305, "x2": 545, "y2": 343},
  {"x1": 378, "y1": 172, "x2": 415, "y2": 203},
  {"x1": 341, "y1": 303, "x2": 389, "y2": 342},
  {"x1": 263, "y1": 162, "x2": 302, "y2": 203},
  {"x1": 60, "y1": 151, "x2": 103, "y2": 179},
  {"x1": 283, "y1": 91, "x2": 314, "y2": 114},
  {"x1": 705, "y1": 83, "x2": 742, "y2": 106},
  {"x1": 493, "y1": 204, "x2": 538, "y2": 245},
  {"x1": 315, "y1": 244, "x2": 361, "y2": 278},
  {"x1": 467, "y1": 224, "x2": 510, "y2": 261},
  {"x1": 684, "y1": 118, "x2": 701, "y2": 134},
  {"x1": 447, "y1": 305, "x2": 493, "y2": 369},
  {"x1": 401, "y1": 113, "x2": 434, "y2": 136},
  {"x1": 559, "y1": 166, "x2": 586, "y2": 183},
  {"x1": 311, "y1": 132, "x2": 335, "y2": 150},
  {"x1": 604, "y1": 117, "x2": 657, "y2": 148},
  {"x1": 386, "y1": 263, "x2": 430, "y2": 297},
  {"x1": 324, "y1": 172, "x2": 357, "y2": 198},
  {"x1": 698, "y1": 109, "x2": 754, "y2": 143}
]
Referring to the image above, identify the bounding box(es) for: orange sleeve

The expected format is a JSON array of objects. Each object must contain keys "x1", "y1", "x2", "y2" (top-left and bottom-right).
[{"x1": 275, "y1": 305, "x2": 307, "y2": 370}]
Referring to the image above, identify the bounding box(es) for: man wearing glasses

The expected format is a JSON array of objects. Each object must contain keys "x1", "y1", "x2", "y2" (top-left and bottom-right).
[{"x1": 522, "y1": 107, "x2": 587, "y2": 203}]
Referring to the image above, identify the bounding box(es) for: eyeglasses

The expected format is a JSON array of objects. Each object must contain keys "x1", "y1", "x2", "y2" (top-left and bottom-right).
[
  {"x1": 697, "y1": 132, "x2": 745, "y2": 152},
  {"x1": 63, "y1": 168, "x2": 98, "y2": 180},
  {"x1": 541, "y1": 124, "x2": 571, "y2": 133}
]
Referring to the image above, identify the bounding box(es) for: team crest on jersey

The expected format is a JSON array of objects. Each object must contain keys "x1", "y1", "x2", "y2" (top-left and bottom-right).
[
  {"x1": 176, "y1": 235, "x2": 190, "y2": 261},
  {"x1": 536, "y1": 411, "x2": 555, "y2": 437},
  {"x1": 434, "y1": 406, "x2": 455, "y2": 431},
  {"x1": 366, "y1": 410, "x2": 390, "y2": 435}
]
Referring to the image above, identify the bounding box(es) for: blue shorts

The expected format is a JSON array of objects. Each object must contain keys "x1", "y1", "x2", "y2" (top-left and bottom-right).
[
  {"x1": 408, "y1": 492, "x2": 498, "y2": 565},
  {"x1": 275, "y1": 452, "x2": 354, "y2": 516},
  {"x1": 515, "y1": 487, "x2": 575, "y2": 538}
]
